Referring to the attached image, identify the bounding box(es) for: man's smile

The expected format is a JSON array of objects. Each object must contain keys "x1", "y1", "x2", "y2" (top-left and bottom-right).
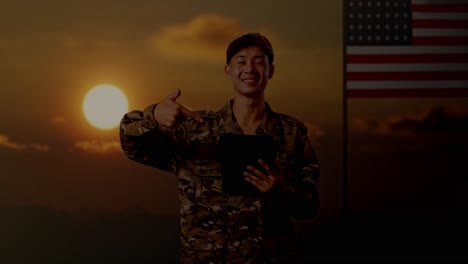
[{"x1": 242, "y1": 77, "x2": 259, "y2": 83}]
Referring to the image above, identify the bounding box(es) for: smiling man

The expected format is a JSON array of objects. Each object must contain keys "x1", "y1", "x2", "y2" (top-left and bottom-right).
[{"x1": 120, "y1": 33, "x2": 320, "y2": 263}]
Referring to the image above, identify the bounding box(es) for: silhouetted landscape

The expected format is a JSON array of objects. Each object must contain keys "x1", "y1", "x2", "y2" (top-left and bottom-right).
[{"x1": 0, "y1": 206, "x2": 179, "y2": 264}]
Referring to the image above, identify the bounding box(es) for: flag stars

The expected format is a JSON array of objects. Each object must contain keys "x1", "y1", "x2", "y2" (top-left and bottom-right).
[{"x1": 346, "y1": 0, "x2": 412, "y2": 45}]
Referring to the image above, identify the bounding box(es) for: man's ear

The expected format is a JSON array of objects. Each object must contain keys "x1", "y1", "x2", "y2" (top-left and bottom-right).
[
  {"x1": 268, "y1": 64, "x2": 275, "y2": 79},
  {"x1": 224, "y1": 65, "x2": 232, "y2": 80}
]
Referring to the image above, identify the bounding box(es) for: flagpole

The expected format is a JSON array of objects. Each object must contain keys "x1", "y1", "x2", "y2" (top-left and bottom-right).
[{"x1": 342, "y1": 0, "x2": 349, "y2": 218}]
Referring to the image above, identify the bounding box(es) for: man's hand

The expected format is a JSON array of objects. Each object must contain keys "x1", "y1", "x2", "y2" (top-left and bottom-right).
[
  {"x1": 244, "y1": 159, "x2": 288, "y2": 193},
  {"x1": 153, "y1": 89, "x2": 203, "y2": 128}
]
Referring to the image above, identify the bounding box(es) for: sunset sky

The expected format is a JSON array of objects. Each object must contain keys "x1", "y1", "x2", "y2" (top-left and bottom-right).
[
  {"x1": 1, "y1": 0, "x2": 468, "y2": 262},
  {"x1": 1, "y1": 0, "x2": 346, "y2": 215}
]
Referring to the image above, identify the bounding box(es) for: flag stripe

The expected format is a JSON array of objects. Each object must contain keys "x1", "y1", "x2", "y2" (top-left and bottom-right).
[
  {"x1": 413, "y1": 19, "x2": 468, "y2": 28},
  {"x1": 347, "y1": 63, "x2": 468, "y2": 72},
  {"x1": 414, "y1": 28, "x2": 468, "y2": 36},
  {"x1": 412, "y1": 0, "x2": 468, "y2": 4},
  {"x1": 413, "y1": 36, "x2": 468, "y2": 45},
  {"x1": 347, "y1": 88, "x2": 468, "y2": 98},
  {"x1": 348, "y1": 80, "x2": 468, "y2": 89},
  {"x1": 347, "y1": 46, "x2": 468, "y2": 54},
  {"x1": 413, "y1": 12, "x2": 468, "y2": 20},
  {"x1": 412, "y1": 4, "x2": 468, "y2": 12},
  {"x1": 345, "y1": 0, "x2": 468, "y2": 97},
  {"x1": 347, "y1": 54, "x2": 468, "y2": 63},
  {"x1": 347, "y1": 72, "x2": 468, "y2": 80}
]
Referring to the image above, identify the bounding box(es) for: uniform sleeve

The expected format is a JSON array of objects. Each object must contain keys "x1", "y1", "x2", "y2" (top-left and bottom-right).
[
  {"x1": 288, "y1": 124, "x2": 320, "y2": 219},
  {"x1": 119, "y1": 103, "x2": 179, "y2": 172},
  {"x1": 266, "y1": 124, "x2": 320, "y2": 220}
]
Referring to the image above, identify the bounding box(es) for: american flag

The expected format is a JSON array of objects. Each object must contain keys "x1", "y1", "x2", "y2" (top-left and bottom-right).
[{"x1": 345, "y1": 0, "x2": 468, "y2": 98}]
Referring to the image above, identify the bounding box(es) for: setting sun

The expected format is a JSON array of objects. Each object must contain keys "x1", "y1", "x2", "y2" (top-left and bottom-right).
[{"x1": 83, "y1": 84, "x2": 128, "y2": 130}]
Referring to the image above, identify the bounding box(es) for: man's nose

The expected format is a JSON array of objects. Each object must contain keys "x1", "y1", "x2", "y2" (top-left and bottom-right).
[{"x1": 243, "y1": 61, "x2": 258, "y2": 73}]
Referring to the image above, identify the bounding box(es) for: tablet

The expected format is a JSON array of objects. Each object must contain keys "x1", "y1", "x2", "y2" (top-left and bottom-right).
[{"x1": 218, "y1": 133, "x2": 276, "y2": 196}]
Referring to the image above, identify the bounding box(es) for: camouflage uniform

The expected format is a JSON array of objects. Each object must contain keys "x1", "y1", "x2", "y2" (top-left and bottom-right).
[{"x1": 120, "y1": 100, "x2": 320, "y2": 263}]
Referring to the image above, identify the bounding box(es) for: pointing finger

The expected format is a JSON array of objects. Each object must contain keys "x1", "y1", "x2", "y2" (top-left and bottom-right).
[{"x1": 165, "y1": 88, "x2": 181, "y2": 101}]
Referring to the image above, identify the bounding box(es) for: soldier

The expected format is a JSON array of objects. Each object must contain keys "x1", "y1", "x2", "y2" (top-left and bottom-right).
[{"x1": 120, "y1": 32, "x2": 320, "y2": 263}]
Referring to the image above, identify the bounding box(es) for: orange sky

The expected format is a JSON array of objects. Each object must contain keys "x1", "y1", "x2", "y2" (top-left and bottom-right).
[
  {"x1": 2, "y1": 2, "x2": 468, "y2": 263},
  {"x1": 1, "y1": 0, "x2": 467, "y2": 221},
  {"x1": 0, "y1": 1, "x2": 344, "y2": 215}
]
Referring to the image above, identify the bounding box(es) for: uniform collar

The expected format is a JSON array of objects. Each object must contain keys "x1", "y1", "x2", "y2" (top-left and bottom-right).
[{"x1": 218, "y1": 99, "x2": 284, "y2": 142}]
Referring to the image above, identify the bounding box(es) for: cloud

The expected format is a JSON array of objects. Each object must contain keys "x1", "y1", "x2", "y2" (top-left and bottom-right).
[
  {"x1": 351, "y1": 118, "x2": 386, "y2": 134},
  {"x1": 0, "y1": 134, "x2": 49, "y2": 152},
  {"x1": 351, "y1": 105, "x2": 468, "y2": 135},
  {"x1": 75, "y1": 140, "x2": 121, "y2": 154},
  {"x1": 149, "y1": 14, "x2": 244, "y2": 62}
]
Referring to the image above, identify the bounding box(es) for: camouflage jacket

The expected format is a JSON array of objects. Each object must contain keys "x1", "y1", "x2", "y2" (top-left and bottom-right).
[{"x1": 120, "y1": 100, "x2": 320, "y2": 263}]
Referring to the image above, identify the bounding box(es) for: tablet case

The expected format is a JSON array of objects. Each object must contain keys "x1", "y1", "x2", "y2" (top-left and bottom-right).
[{"x1": 218, "y1": 133, "x2": 276, "y2": 196}]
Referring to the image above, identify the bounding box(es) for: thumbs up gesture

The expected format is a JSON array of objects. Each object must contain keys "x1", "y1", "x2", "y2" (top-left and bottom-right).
[{"x1": 153, "y1": 89, "x2": 204, "y2": 128}]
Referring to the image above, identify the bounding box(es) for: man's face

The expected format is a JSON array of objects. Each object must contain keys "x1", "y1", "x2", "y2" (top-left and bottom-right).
[{"x1": 224, "y1": 46, "x2": 275, "y2": 97}]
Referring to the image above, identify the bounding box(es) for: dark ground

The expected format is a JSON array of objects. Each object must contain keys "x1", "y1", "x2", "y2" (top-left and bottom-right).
[
  {"x1": 300, "y1": 210, "x2": 468, "y2": 262},
  {"x1": 2, "y1": 206, "x2": 467, "y2": 263}
]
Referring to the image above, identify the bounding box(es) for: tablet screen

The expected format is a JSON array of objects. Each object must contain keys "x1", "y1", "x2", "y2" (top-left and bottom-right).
[{"x1": 218, "y1": 133, "x2": 276, "y2": 196}]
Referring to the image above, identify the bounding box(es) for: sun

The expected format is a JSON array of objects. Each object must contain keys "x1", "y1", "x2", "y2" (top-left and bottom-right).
[{"x1": 83, "y1": 84, "x2": 129, "y2": 130}]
